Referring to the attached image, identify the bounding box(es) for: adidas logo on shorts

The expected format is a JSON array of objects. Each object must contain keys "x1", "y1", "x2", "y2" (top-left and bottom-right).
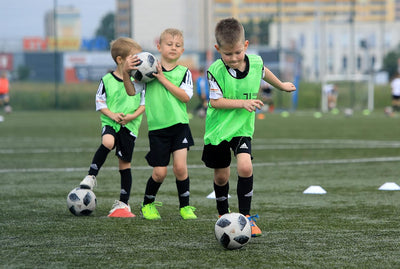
[{"x1": 240, "y1": 143, "x2": 248, "y2": 149}]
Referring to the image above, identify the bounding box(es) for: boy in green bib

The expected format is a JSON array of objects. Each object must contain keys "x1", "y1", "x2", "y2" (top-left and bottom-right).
[
  {"x1": 202, "y1": 18, "x2": 296, "y2": 236},
  {"x1": 123, "y1": 29, "x2": 197, "y2": 220},
  {"x1": 79, "y1": 37, "x2": 146, "y2": 218}
]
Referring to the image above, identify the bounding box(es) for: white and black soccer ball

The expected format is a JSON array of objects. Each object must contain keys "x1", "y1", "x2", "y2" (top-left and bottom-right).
[
  {"x1": 215, "y1": 213, "x2": 252, "y2": 250},
  {"x1": 67, "y1": 187, "x2": 97, "y2": 216},
  {"x1": 130, "y1": 51, "x2": 158, "y2": 83}
]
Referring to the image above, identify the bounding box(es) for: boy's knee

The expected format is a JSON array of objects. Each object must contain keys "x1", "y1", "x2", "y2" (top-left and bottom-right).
[
  {"x1": 173, "y1": 164, "x2": 187, "y2": 179},
  {"x1": 237, "y1": 165, "x2": 253, "y2": 178},
  {"x1": 152, "y1": 167, "x2": 167, "y2": 182}
]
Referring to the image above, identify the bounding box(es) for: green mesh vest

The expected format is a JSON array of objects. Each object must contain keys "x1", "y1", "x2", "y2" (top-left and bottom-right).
[
  {"x1": 145, "y1": 65, "x2": 189, "y2": 131},
  {"x1": 100, "y1": 73, "x2": 143, "y2": 135},
  {"x1": 204, "y1": 55, "x2": 263, "y2": 145}
]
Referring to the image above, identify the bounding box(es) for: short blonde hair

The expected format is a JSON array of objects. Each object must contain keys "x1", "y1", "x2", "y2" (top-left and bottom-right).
[
  {"x1": 110, "y1": 37, "x2": 142, "y2": 64},
  {"x1": 215, "y1": 18, "x2": 245, "y2": 47},
  {"x1": 159, "y1": 28, "x2": 184, "y2": 45}
]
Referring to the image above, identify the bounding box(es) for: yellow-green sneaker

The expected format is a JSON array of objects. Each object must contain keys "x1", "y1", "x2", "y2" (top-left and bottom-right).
[
  {"x1": 180, "y1": 206, "x2": 197, "y2": 220},
  {"x1": 141, "y1": 202, "x2": 162, "y2": 220}
]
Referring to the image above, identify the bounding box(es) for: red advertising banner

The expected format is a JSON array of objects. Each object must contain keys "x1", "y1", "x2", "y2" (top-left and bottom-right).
[
  {"x1": 23, "y1": 37, "x2": 81, "y2": 52},
  {"x1": 23, "y1": 37, "x2": 47, "y2": 51}
]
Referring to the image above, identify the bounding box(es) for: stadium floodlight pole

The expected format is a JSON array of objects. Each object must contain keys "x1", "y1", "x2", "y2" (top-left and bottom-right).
[
  {"x1": 53, "y1": 0, "x2": 59, "y2": 109},
  {"x1": 349, "y1": 0, "x2": 356, "y2": 108},
  {"x1": 276, "y1": 0, "x2": 283, "y2": 109}
]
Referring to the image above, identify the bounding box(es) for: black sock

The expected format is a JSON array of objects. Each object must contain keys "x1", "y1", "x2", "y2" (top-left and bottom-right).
[
  {"x1": 237, "y1": 175, "x2": 253, "y2": 216},
  {"x1": 119, "y1": 168, "x2": 132, "y2": 204},
  {"x1": 88, "y1": 144, "x2": 110, "y2": 176},
  {"x1": 176, "y1": 177, "x2": 190, "y2": 208},
  {"x1": 214, "y1": 182, "x2": 229, "y2": 215},
  {"x1": 143, "y1": 176, "x2": 162, "y2": 205}
]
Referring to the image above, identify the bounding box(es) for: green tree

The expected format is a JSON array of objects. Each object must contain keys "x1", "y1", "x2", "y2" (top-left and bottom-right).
[
  {"x1": 382, "y1": 46, "x2": 400, "y2": 79},
  {"x1": 17, "y1": 65, "x2": 30, "y2": 81},
  {"x1": 243, "y1": 20, "x2": 256, "y2": 41},
  {"x1": 259, "y1": 19, "x2": 272, "y2": 45},
  {"x1": 95, "y1": 12, "x2": 115, "y2": 46},
  {"x1": 243, "y1": 18, "x2": 272, "y2": 45}
]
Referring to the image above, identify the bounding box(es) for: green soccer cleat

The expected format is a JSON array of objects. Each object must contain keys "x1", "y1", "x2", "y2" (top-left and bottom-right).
[
  {"x1": 180, "y1": 206, "x2": 197, "y2": 220},
  {"x1": 141, "y1": 201, "x2": 162, "y2": 220}
]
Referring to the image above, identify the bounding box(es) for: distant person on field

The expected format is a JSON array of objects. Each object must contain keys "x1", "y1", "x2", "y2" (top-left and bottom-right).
[
  {"x1": 202, "y1": 18, "x2": 296, "y2": 237},
  {"x1": 390, "y1": 73, "x2": 400, "y2": 112},
  {"x1": 123, "y1": 28, "x2": 197, "y2": 220},
  {"x1": 79, "y1": 37, "x2": 146, "y2": 218},
  {"x1": 323, "y1": 83, "x2": 338, "y2": 111},
  {"x1": 0, "y1": 71, "x2": 11, "y2": 113},
  {"x1": 195, "y1": 67, "x2": 210, "y2": 118},
  {"x1": 259, "y1": 79, "x2": 274, "y2": 113}
]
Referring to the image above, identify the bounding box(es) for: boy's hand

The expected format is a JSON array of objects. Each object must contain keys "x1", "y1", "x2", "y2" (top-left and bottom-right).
[
  {"x1": 280, "y1": 82, "x2": 296, "y2": 92},
  {"x1": 124, "y1": 54, "x2": 141, "y2": 74},
  {"x1": 243, "y1": 99, "x2": 264, "y2": 112},
  {"x1": 152, "y1": 62, "x2": 164, "y2": 81},
  {"x1": 112, "y1": 112, "x2": 126, "y2": 124}
]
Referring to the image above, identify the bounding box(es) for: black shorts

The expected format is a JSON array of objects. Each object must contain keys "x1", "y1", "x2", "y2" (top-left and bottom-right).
[
  {"x1": 202, "y1": 136, "x2": 252, "y2": 169},
  {"x1": 392, "y1": 95, "x2": 400, "y2": 100},
  {"x1": 146, "y1": 123, "x2": 194, "y2": 167},
  {"x1": 102, "y1": 125, "x2": 136, "y2": 162}
]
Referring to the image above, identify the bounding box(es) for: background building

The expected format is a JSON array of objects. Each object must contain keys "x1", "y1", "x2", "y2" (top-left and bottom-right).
[
  {"x1": 213, "y1": 0, "x2": 400, "y2": 80},
  {"x1": 117, "y1": 0, "x2": 400, "y2": 81},
  {"x1": 45, "y1": 6, "x2": 81, "y2": 51}
]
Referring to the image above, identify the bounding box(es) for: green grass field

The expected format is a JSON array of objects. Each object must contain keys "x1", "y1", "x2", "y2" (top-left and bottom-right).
[{"x1": 1, "y1": 110, "x2": 400, "y2": 268}]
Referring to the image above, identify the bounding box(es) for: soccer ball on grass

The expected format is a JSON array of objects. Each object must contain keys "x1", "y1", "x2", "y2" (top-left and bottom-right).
[
  {"x1": 215, "y1": 213, "x2": 252, "y2": 250},
  {"x1": 67, "y1": 187, "x2": 97, "y2": 216},
  {"x1": 130, "y1": 52, "x2": 158, "y2": 83}
]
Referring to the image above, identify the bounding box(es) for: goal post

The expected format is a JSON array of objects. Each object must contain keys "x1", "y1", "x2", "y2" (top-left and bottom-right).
[{"x1": 321, "y1": 74, "x2": 374, "y2": 113}]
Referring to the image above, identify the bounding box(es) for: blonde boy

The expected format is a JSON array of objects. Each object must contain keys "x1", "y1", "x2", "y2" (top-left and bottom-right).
[
  {"x1": 80, "y1": 37, "x2": 145, "y2": 218},
  {"x1": 202, "y1": 18, "x2": 296, "y2": 236},
  {"x1": 123, "y1": 29, "x2": 197, "y2": 220}
]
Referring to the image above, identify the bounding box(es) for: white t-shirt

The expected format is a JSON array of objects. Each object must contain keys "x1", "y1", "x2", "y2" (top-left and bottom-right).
[{"x1": 391, "y1": 78, "x2": 400, "y2": 96}]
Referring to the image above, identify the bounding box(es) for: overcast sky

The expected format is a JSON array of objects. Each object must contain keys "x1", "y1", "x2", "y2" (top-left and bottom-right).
[{"x1": 0, "y1": 1, "x2": 115, "y2": 39}]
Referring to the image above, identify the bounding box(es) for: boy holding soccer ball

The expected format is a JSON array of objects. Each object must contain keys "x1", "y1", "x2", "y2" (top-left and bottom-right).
[
  {"x1": 79, "y1": 37, "x2": 146, "y2": 218},
  {"x1": 202, "y1": 18, "x2": 296, "y2": 236},
  {"x1": 123, "y1": 28, "x2": 197, "y2": 220}
]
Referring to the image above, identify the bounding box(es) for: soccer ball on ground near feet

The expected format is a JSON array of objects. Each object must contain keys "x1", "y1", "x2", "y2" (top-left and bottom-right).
[
  {"x1": 130, "y1": 52, "x2": 158, "y2": 83},
  {"x1": 67, "y1": 187, "x2": 97, "y2": 216},
  {"x1": 215, "y1": 212, "x2": 252, "y2": 250}
]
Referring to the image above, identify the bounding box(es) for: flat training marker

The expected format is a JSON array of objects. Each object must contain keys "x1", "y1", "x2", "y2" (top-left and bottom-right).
[
  {"x1": 303, "y1": 185, "x2": 327, "y2": 194},
  {"x1": 378, "y1": 182, "x2": 400, "y2": 191}
]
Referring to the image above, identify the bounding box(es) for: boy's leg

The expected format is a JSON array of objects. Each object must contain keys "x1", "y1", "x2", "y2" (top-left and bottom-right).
[
  {"x1": 237, "y1": 175, "x2": 253, "y2": 216},
  {"x1": 88, "y1": 130, "x2": 115, "y2": 176},
  {"x1": 235, "y1": 140, "x2": 262, "y2": 237},
  {"x1": 80, "y1": 143, "x2": 110, "y2": 190},
  {"x1": 172, "y1": 148, "x2": 190, "y2": 208},
  {"x1": 176, "y1": 177, "x2": 190, "y2": 208},
  {"x1": 82, "y1": 129, "x2": 114, "y2": 190},
  {"x1": 107, "y1": 165, "x2": 135, "y2": 218},
  {"x1": 88, "y1": 144, "x2": 111, "y2": 176},
  {"x1": 214, "y1": 167, "x2": 230, "y2": 216},
  {"x1": 176, "y1": 177, "x2": 197, "y2": 219},
  {"x1": 202, "y1": 142, "x2": 232, "y2": 216},
  {"x1": 119, "y1": 168, "x2": 132, "y2": 205},
  {"x1": 236, "y1": 153, "x2": 254, "y2": 216},
  {"x1": 143, "y1": 175, "x2": 163, "y2": 205},
  {"x1": 141, "y1": 173, "x2": 164, "y2": 220}
]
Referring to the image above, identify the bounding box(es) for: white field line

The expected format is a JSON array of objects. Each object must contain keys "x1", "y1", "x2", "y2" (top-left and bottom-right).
[
  {"x1": 1, "y1": 156, "x2": 400, "y2": 174},
  {"x1": 1, "y1": 139, "x2": 400, "y2": 174},
  {"x1": 2, "y1": 139, "x2": 400, "y2": 154}
]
